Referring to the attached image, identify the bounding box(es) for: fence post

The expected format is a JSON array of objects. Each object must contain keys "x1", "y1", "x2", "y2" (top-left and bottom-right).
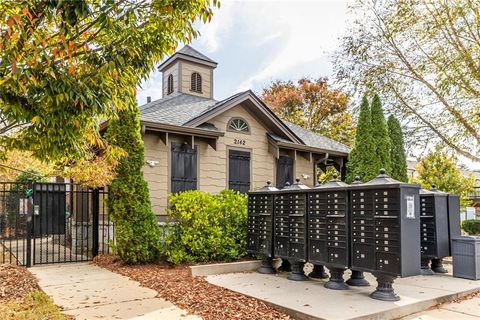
[
  {"x1": 26, "y1": 179, "x2": 33, "y2": 267},
  {"x1": 92, "y1": 189, "x2": 99, "y2": 258}
]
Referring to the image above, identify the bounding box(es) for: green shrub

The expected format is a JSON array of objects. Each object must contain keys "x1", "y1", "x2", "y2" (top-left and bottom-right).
[
  {"x1": 164, "y1": 189, "x2": 248, "y2": 265},
  {"x1": 461, "y1": 219, "x2": 480, "y2": 235}
]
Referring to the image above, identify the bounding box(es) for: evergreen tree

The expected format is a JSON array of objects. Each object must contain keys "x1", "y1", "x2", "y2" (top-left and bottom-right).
[
  {"x1": 346, "y1": 96, "x2": 377, "y2": 182},
  {"x1": 370, "y1": 94, "x2": 391, "y2": 174},
  {"x1": 387, "y1": 115, "x2": 408, "y2": 182},
  {"x1": 105, "y1": 102, "x2": 162, "y2": 264}
]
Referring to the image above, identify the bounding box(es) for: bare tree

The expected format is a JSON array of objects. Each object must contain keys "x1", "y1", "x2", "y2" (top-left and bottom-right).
[{"x1": 335, "y1": 0, "x2": 480, "y2": 162}]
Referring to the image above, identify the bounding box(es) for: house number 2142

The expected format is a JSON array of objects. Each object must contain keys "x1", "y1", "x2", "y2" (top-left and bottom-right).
[{"x1": 234, "y1": 138, "x2": 246, "y2": 145}]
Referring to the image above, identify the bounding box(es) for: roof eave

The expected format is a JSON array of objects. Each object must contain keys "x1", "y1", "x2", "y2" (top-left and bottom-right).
[
  {"x1": 268, "y1": 135, "x2": 348, "y2": 157},
  {"x1": 158, "y1": 53, "x2": 218, "y2": 72},
  {"x1": 140, "y1": 120, "x2": 224, "y2": 138}
]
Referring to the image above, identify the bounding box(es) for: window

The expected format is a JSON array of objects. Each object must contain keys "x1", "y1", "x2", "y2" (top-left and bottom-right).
[
  {"x1": 167, "y1": 74, "x2": 174, "y2": 95},
  {"x1": 171, "y1": 143, "x2": 197, "y2": 193},
  {"x1": 228, "y1": 118, "x2": 249, "y2": 133},
  {"x1": 190, "y1": 72, "x2": 202, "y2": 92}
]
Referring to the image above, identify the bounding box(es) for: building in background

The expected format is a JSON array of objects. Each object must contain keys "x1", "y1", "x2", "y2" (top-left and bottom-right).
[{"x1": 135, "y1": 46, "x2": 350, "y2": 220}]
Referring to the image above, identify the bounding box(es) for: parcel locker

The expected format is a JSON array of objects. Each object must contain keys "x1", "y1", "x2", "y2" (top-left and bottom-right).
[
  {"x1": 447, "y1": 194, "x2": 461, "y2": 254},
  {"x1": 419, "y1": 188, "x2": 450, "y2": 274}
]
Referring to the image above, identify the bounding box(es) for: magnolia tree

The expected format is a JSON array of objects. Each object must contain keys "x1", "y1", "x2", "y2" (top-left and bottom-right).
[{"x1": 0, "y1": 0, "x2": 218, "y2": 168}]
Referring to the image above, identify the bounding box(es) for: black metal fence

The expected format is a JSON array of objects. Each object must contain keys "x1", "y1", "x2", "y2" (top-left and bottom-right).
[{"x1": 0, "y1": 181, "x2": 114, "y2": 267}]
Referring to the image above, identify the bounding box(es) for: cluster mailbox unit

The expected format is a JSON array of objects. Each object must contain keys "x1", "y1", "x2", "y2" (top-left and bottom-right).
[
  {"x1": 308, "y1": 174, "x2": 360, "y2": 289},
  {"x1": 419, "y1": 188, "x2": 461, "y2": 274},
  {"x1": 247, "y1": 181, "x2": 278, "y2": 274},
  {"x1": 349, "y1": 169, "x2": 421, "y2": 301},
  {"x1": 247, "y1": 169, "x2": 423, "y2": 301},
  {"x1": 274, "y1": 179, "x2": 310, "y2": 281},
  {"x1": 419, "y1": 188, "x2": 449, "y2": 275}
]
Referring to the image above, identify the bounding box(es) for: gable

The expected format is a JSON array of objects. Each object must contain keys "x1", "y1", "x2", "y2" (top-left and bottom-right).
[
  {"x1": 207, "y1": 103, "x2": 274, "y2": 139},
  {"x1": 186, "y1": 90, "x2": 302, "y2": 144}
]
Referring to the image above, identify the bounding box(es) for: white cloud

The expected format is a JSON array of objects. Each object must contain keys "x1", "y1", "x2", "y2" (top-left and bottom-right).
[
  {"x1": 196, "y1": 1, "x2": 237, "y2": 52},
  {"x1": 234, "y1": 0, "x2": 350, "y2": 91}
]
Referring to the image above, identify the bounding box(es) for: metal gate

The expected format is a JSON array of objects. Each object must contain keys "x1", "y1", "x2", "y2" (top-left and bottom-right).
[{"x1": 0, "y1": 181, "x2": 114, "y2": 267}]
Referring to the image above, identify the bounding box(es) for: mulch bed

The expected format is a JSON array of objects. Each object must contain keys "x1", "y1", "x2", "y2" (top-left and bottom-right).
[
  {"x1": 0, "y1": 264, "x2": 40, "y2": 303},
  {"x1": 94, "y1": 254, "x2": 290, "y2": 320}
]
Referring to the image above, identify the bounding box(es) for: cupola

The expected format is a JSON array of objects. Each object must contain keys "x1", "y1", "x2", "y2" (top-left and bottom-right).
[{"x1": 158, "y1": 45, "x2": 217, "y2": 99}]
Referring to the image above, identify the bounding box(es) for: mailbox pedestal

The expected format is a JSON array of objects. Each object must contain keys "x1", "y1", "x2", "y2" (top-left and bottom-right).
[
  {"x1": 247, "y1": 181, "x2": 278, "y2": 274},
  {"x1": 274, "y1": 179, "x2": 310, "y2": 281},
  {"x1": 309, "y1": 264, "x2": 329, "y2": 279},
  {"x1": 308, "y1": 174, "x2": 350, "y2": 290},
  {"x1": 349, "y1": 169, "x2": 421, "y2": 301}
]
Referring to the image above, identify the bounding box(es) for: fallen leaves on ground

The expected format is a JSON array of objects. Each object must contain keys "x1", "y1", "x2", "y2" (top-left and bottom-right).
[
  {"x1": 0, "y1": 264, "x2": 39, "y2": 303},
  {"x1": 94, "y1": 254, "x2": 290, "y2": 320},
  {"x1": 451, "y1": 290, "x2": 480, "y2": 304}
]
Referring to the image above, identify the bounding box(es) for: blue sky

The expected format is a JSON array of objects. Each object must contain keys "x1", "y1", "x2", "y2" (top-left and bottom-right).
[{"x1": 137, "y1": 0, "x2": 350, "y2": 104}]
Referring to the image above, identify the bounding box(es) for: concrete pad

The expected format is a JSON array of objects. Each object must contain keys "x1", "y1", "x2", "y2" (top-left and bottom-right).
[
  {"x1": 190, "y1": 260, "x2": 262, "y2": 277},
  {"x1": 32, "y1": 263, "x2": 200, "y2": 320},
  {"x1": 206, "y1": 271, "x2": 480, "y2": 320}
]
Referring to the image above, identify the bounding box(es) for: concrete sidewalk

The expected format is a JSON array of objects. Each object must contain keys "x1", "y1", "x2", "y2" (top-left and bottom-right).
[
  {"x1": 31, "y1": 263, "x2": 200, "y2": 320},
  {"x1": 403, "y1": 295, "x2": 480, "y2": 319}
]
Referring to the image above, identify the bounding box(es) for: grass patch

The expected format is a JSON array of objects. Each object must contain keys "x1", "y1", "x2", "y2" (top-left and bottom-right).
[{"x1": 0, "y1": 290, "x2": 69, "y2": 320}]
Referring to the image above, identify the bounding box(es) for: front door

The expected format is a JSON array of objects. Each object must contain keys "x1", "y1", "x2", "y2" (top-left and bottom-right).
[
  {"x1": 228, "y1": 150, "x2": 251, "y2": 193},
  {"x1": 276, "y1": 156, "x2": 294, "y2": 188}
]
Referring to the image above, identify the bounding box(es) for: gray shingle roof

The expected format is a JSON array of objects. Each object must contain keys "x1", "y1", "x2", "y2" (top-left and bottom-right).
[
  {"x1": 139, "y1": 93, "x2": 350, "y2": 154},
  {"x1": 178, "y1": 45, "x2": 217, "y2": 64},
  {"x1": 140, "y1": 93, "x2": 217, "y2": 126},
  {"x1": 281, "y1": 121, "x2": 350, "y2": 154}
]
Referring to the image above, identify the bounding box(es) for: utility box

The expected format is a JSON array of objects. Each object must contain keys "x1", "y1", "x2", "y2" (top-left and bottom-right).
[
  {"x1": 308, "y1": 175, "x2": 349, "y2": 269},
  {"x1": 452, "y1": 236, "x2": 480, "y2": 280},
  {"x1": 419, "y1": 188, "x2": 450, "y2": 263},
  {"x1": 247, "y1": 181, "x2": 278, "y2": 257}
]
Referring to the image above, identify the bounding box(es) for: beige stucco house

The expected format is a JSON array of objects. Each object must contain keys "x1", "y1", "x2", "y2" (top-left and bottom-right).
[{"x1": 138, "y1": 46, "x2": 350, "y2": 220}]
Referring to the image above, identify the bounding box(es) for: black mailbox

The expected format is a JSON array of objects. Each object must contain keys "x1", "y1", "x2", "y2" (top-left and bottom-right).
[
  {"x1": 308, "y1": 174, "x2": 350, "y2": 289},
  {"x1": 247, "y1": 181, "x2": 278, "y2": 274},
  {"x1": 349, "y1": 169, "x2": 421, "y2": 301},
  {"x1": 274, "y1": 178, "x2": 310, "y2": 281},
  {"x1": 419, "y1": 187, "x2": 450, "y2": 275}
]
